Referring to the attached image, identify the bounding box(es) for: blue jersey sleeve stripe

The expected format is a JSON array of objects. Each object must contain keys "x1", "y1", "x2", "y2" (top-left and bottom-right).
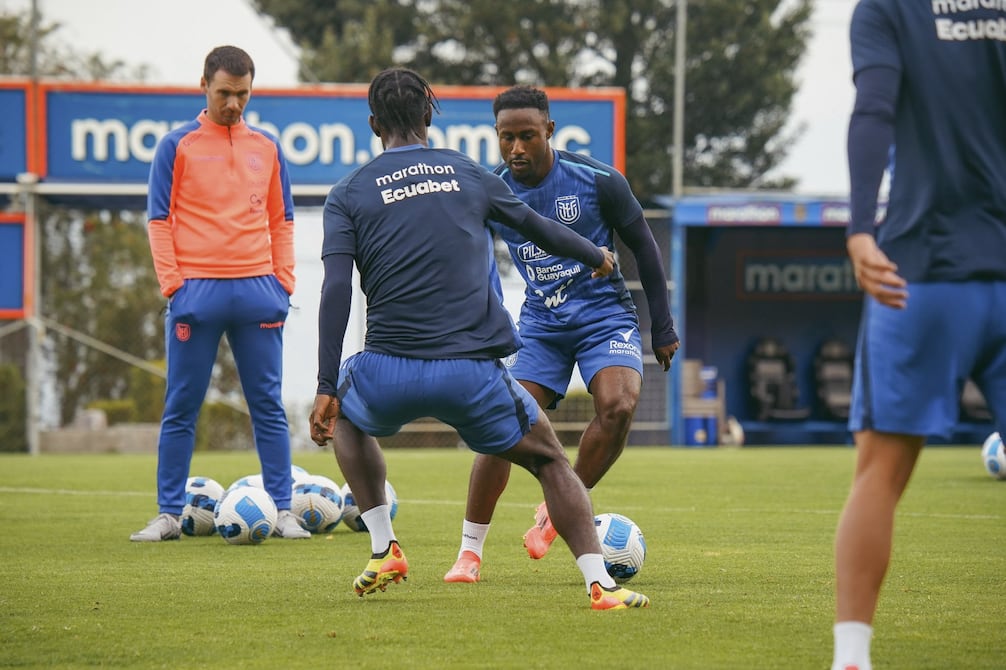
[
  {"x1": 146, "y1": 122, "x2": 198, "y2": 221},
  {"x1": 558, "y1": 157, "x2": 610, "y2": 177}
]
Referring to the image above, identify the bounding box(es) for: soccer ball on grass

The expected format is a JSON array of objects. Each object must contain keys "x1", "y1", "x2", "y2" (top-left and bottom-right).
[
  {"x1": 291, "y1": 474, "x2": 344, "y2": 533},
  {"x1": 291, "y1": 464, "x2": 312, "y2": 487},
  {"x1": 981, "y1": 431, "x2": 1006, "y2": 480},
  {"x1": 181, "y1": 476, "x2": 225, "y2": 536},
  {"x1": 226, "y1": 473, "x2": 263, "y2": 492},
  {"x1": 214, "y1": 485, "x2": 278, "y2": 544},
  {"x1": 340, "y1": 480, "x2": 398, "y2": 532},
  {"x1": 594, "y1": 512, "x2": 647, "y2": 583}
]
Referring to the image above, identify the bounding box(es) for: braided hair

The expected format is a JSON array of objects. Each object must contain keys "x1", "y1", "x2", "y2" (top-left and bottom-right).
[{"x1": 368, "y1": 67, "x2": 441, "y2": 138}]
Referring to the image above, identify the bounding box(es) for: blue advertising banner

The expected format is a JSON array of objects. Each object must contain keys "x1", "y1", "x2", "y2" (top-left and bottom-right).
[
  {"x1": 0, "y1": 85, "x2": 29, "y2": 181},
  {"x1": 0, "y1": 214, "x2": 27, "y2": 319},
  {"x1": 39, "y1": 84, "x2": 623, "y2": 185}
]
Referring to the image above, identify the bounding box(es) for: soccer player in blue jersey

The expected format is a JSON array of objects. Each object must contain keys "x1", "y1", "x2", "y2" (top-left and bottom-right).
[
  {"x1": 309, "y1": 67, "x2": 649, "y2": 610},
  {"x1": 444, "y1": 86, "x2": 679, "y2": 583},
  {"x1": 834, "y1": 3, "x2": 1006, "y2": 669}
]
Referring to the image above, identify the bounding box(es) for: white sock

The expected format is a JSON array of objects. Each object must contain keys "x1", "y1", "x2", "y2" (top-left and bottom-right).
[
  {"x1": 832, "y1": 621, "x2": 873, "y2": 670},
  {"x1": 459, "y1": 520, "x2": 490, "y2": 559},
  {"x1": 576, "y1": 553, "x2": 615, "y2": 593},
  {"x1": 360, "y1": 505, "x2": 395, "y2": 555}
]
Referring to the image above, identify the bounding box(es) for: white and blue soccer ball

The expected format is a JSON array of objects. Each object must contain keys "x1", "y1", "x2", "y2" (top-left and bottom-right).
[
  {"x1": 982, "y1": 431, "x2": 1006, "y2": 480},
  {"x1": 339, "y1": 480, "x2": 398, "y2": 532},
  {"x1": 226, "y1": 473, "x2": 263, "y2": 492},
  {"x1": 229, "y1": 468, "x2": 312, "y2": 492},
  {"x1": 291, "y1": 464, "x2": 312, "y2": 488},
  {"x1": 594, "y1": 512, "x2": 647, "y2": 583},
  {"x1": 214, "y1": 485, "x2": 277, "y2": 545},
  {"x1": 181, "y1": 476, "x2": 225, "y2": 536},
  {"x1": 291, "y1": 474, "x2": 344, "y2": 534}
]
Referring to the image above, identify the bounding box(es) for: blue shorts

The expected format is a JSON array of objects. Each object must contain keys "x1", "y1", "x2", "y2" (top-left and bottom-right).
[
  {"x1": 849, "y1": 281, "x2": 1006, "y2": 439},
  {"x1": 502, "y1": 311, "x2": 643, "y2": 409},
  {"x1": 336, "y1": 351, "x2": 539, "y2": 454}
]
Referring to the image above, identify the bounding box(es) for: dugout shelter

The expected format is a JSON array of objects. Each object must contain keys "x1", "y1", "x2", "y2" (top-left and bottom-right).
[{"x1": 660, "y1": 193, "x2": 993, "y2": 446}]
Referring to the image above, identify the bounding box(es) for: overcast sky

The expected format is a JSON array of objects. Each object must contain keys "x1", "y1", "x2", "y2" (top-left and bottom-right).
[{"x1": 773, "y1": 0, "x2": 855, "y2": 195}]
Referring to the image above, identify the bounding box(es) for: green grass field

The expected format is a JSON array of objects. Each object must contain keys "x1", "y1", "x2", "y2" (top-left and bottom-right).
[{"x1": 1, "y1": 446, "x2": 1002, "y2": 669}]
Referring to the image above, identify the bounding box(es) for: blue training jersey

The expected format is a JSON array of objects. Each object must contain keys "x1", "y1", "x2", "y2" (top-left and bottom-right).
[
  {"x1": 491, "y1": 150, "x2": 637, "y2": 327},
  {"x1": 850, "y1": 0, "x2": 1006, "y2": 281},
  {"x1": 321, "y1": 145, "x2": 603, "y2": 361}
]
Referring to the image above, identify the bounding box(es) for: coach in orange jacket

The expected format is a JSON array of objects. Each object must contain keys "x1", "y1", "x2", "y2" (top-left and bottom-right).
[{"x1": 131, "y1": 45, "x2": 308, "y2": 542}]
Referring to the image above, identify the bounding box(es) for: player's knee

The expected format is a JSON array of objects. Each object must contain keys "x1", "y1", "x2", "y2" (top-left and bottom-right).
[
  {"x1": 597, "y1": 395, "x2": 637, "y2": 429},
  {"x1": 524, "y1": 449, "x2": 571, "y2": 480},
  {"x1": 509, "y1": 426, "x2": 569, "y2": 475}
]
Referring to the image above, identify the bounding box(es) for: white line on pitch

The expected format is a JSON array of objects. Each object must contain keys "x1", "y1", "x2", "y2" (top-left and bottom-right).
[{"x1": 0, "y1": 488, "x2": 999, "y2": 521}]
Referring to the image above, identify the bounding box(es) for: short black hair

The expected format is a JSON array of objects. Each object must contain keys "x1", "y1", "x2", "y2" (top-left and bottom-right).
[
  {"x1": 203, "y1": 45, "x2": 255, "y2": 83},
  {"x1": 493, "y1": 85, "x2": 549, "y2": 119},
  {"x1": 368, "y1": 67, "x2": 441, "y2": 138}
]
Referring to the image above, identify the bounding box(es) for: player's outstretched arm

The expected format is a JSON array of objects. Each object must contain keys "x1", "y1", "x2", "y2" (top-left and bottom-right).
[
  {"x1": 510, "y1": 207, "x2": 606, "y2": 272},
  {"x1": 485, "y1": 172, "x2": 606, "y2": 271}
]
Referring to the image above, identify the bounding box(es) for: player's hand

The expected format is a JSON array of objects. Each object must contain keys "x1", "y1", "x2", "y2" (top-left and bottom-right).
[
  {"x1": 654, "y1": 341, "x2": 679, "y2": 372},
  {"x1": 591, "y1": 246, "x2": 615, "y2": 278},
  {"x1": 846, "y1": 233, "x2": 908, "y2": 309},
  {"x1": 310, "y1": 394, "x2": 340, "y2": 446}
]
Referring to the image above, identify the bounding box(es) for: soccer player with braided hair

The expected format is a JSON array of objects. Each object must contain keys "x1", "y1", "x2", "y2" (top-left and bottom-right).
[{"x1": 310, "y1": 67, "x2": 649, "y2": 610}]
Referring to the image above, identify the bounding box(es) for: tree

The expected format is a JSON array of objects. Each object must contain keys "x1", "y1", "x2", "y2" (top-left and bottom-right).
[
  {"x1": 36, "y1": 203, "x2": 248, "y2": 428},
  {"x1": 252, "y1": 0, "x2": 812, "y2": 196},
  {"x1": 401, "y1": 0, "x2": 584, "y2": 88},
  {"x1": 253, "y1": 0, "x2": 413, "y2": 82},
  {"x1": 0, "y1": 364, "x2": 27, "y2": 452},
  {"x1": 670, "y1": 1, "x2": 811, "y2": 190},
  {"x1": 38, "y1": 206, "x2": 163, "y2": 426}
]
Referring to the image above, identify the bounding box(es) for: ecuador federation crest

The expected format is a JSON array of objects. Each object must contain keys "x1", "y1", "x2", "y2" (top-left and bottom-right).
[{"x1": 555, "y1": 195, "x2": 581, "y2": 224}]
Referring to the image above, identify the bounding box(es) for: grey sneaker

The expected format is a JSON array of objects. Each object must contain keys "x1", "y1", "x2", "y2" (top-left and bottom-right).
[
  {"x1": 130, "y1": 513, "x2": 182, "y2": 542},
  {"x1": 273, "y1": 510, "x2": 311, "y2": 539}
]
